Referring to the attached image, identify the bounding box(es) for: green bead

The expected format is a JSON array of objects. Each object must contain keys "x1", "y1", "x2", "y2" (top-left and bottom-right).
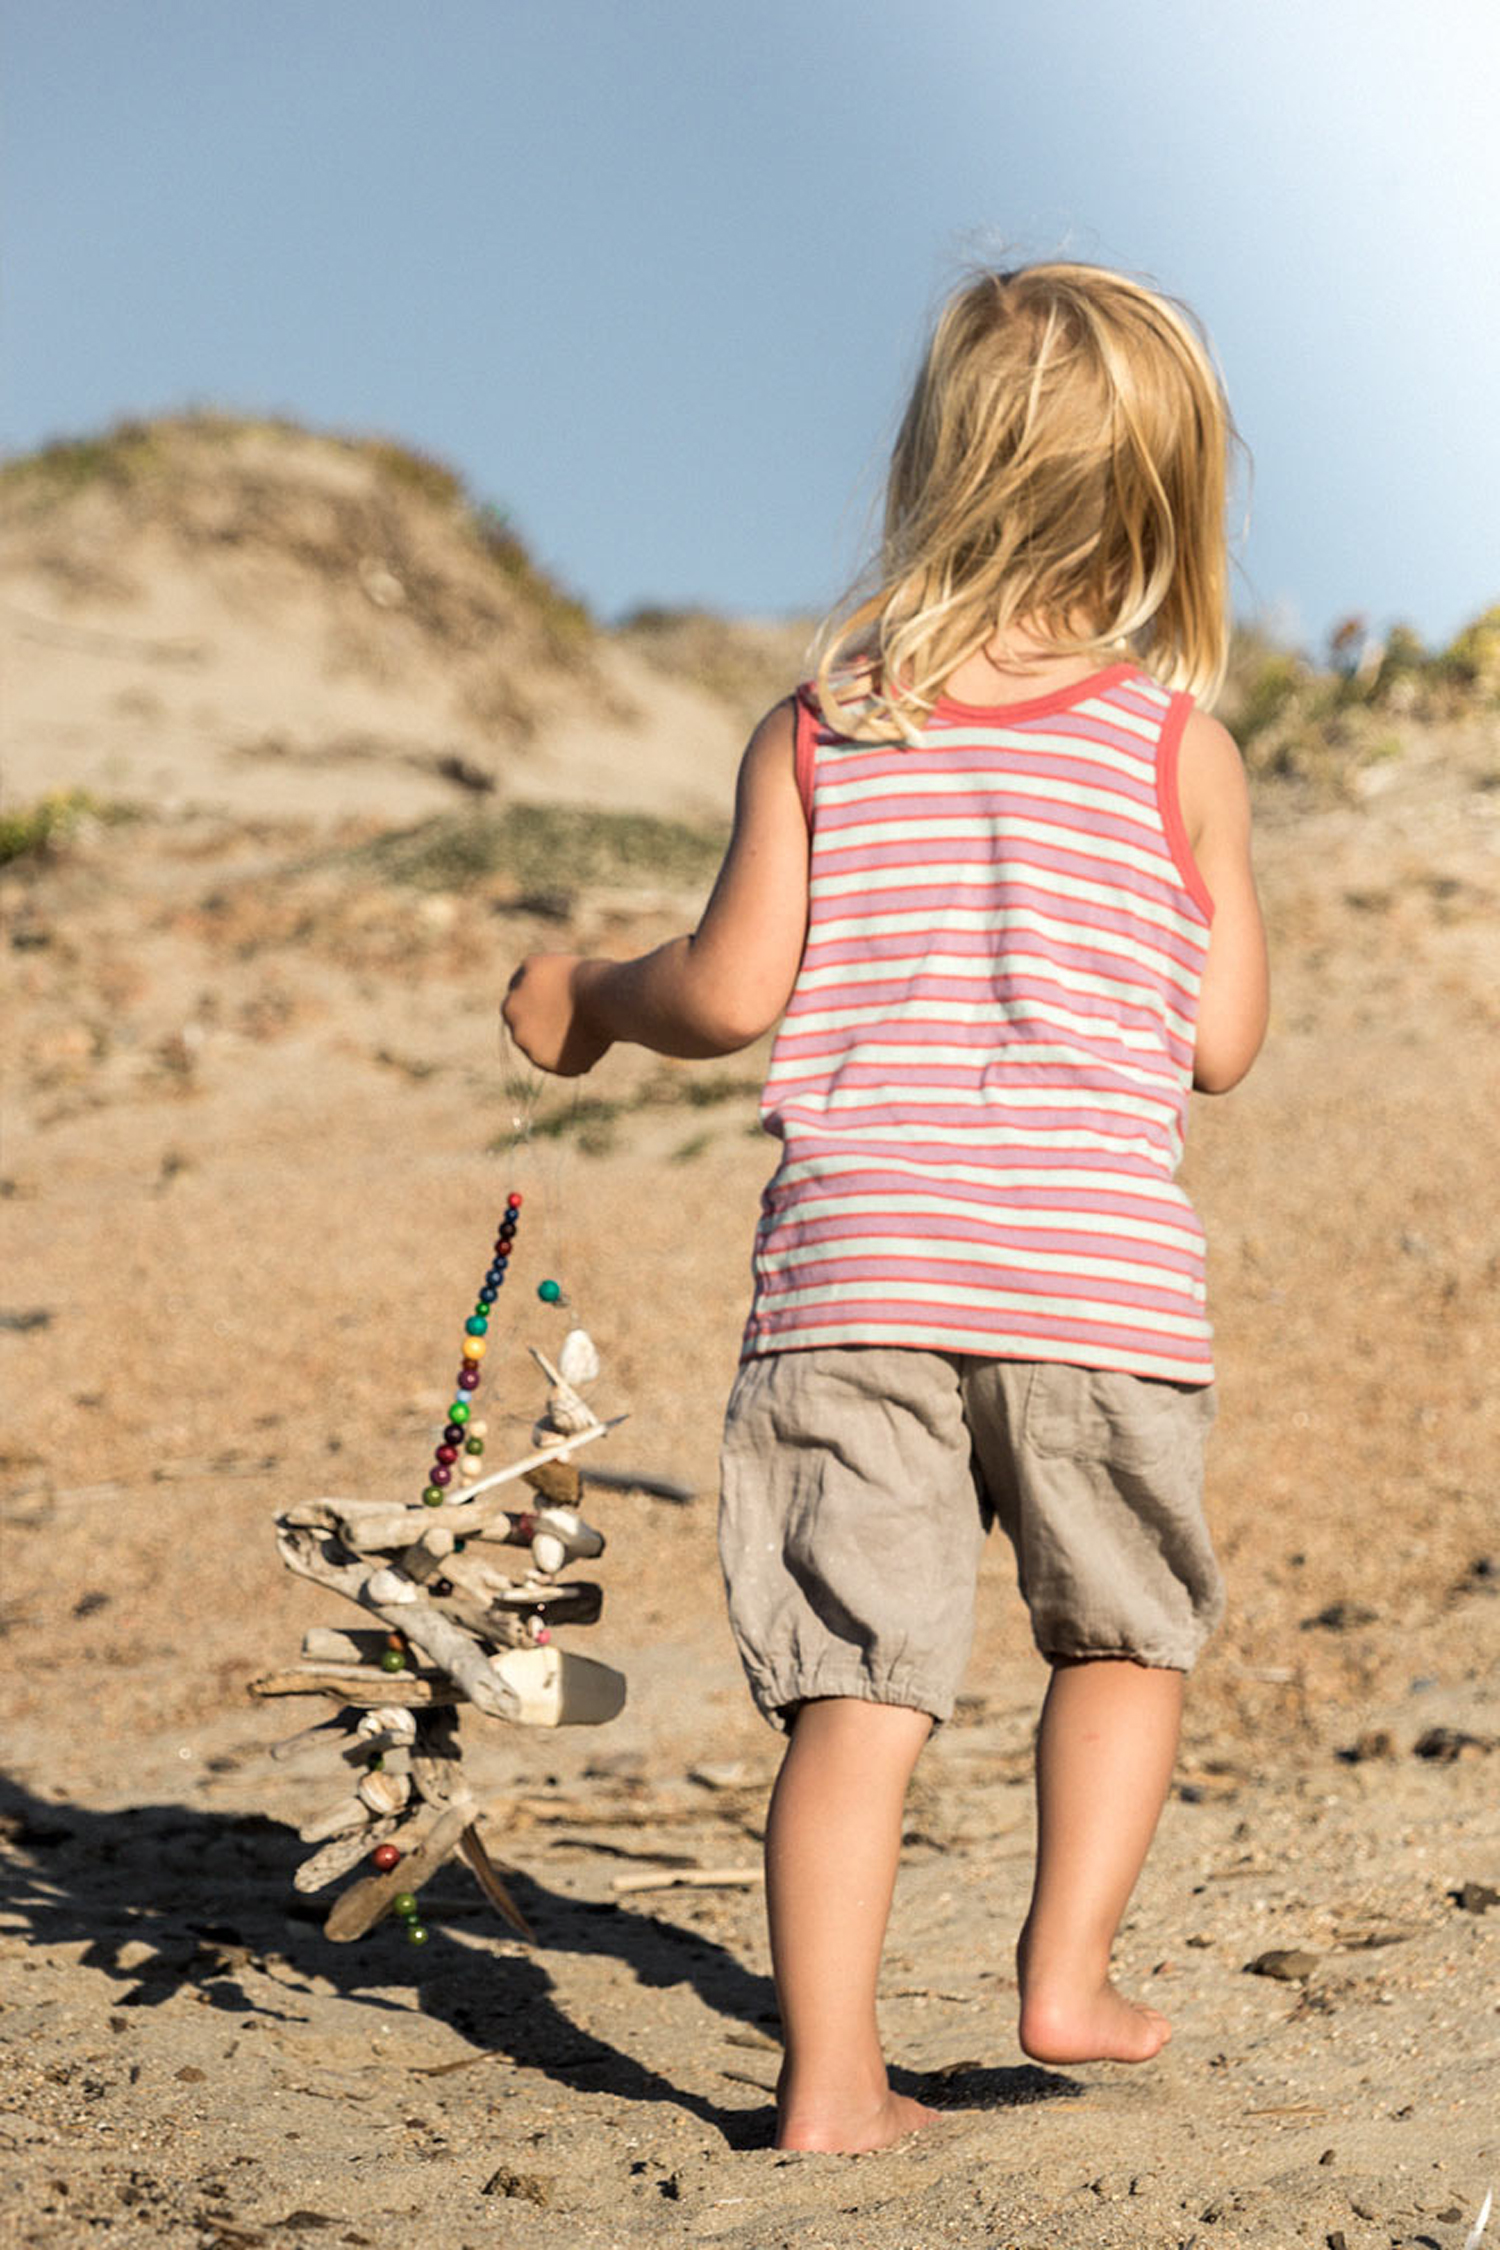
[
  {"x1": 464, "y1": 1436, "x2": 484, "y2": 1456},
  {"x1": 449, "y1": 1400, "x2": 470, "y2": 1425},
  {"x1": 379, "y1": 1648, "x2": 405, "y2": 1674},
  {"x1": 473, "y1": 1303, "x2": 489, "y2": 1321},
  {"x1": 538, "y1": 1279, "x2": 562, "y2": 1304},
  {"x1": 392, "y1": 1892, "x2": 419, "y2": 1919},
  {"x1": 422, "y1": 1486, "x2": 444, "y2": 1507},
  {"x1": 465, "y1": 1315, "x2": 488, "y2": 1337},
  {"x1": 405, "y1": 1923, "x2": 429, "y2": 1947}
]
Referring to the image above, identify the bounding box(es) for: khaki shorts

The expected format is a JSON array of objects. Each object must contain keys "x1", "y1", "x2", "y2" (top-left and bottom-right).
[{"x1": 718, "y1": 1346, "x2": 1223, "y2": 1731}]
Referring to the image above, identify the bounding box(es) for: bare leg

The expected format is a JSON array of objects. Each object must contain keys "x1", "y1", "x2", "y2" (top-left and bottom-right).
[
  {"x1": 765, "y1": 1697, "x2": 941, "y2": 2152},
  {"x1": 1017, "y1": 1658, "x2": 1183, "y2": 2064}
]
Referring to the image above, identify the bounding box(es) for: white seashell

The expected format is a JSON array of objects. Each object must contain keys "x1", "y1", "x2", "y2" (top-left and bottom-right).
[
  {"x1": 558, "y1": 1328, "x2": 600, "y2": 1387},
  {"x1": 364, "y1": 1568, "x2": 417, "y2": 1606},
  {"x1": 357, "y1": 1769, "x2": 411, "y2": 1816},
  {"x1": 357, "y1": 1707, "x2": 417, "y2": 1743},
  {"x1": 531, "y1": 1531, "x2": 568, "y2": 1576}
]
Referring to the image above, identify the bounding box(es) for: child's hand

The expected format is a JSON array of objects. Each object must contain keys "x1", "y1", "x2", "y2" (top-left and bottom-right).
[{"x1": 502, "y1": 954, "x2": 612, "y2": 1077}]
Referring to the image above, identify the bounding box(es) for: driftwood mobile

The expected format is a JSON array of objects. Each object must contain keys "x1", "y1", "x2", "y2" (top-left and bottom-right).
[{"x1": 250, "y1": 1195, "x2": 633, "y2": 1948}]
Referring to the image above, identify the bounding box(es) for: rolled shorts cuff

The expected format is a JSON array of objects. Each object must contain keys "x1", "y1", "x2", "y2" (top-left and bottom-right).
[{"x1": 740, "y1": 1660, "x2": 950, "y2": 1734}]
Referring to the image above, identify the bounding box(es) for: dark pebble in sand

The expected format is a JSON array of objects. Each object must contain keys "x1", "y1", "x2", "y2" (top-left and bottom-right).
[{"x1": 1245, "y1": 1948, "x2": 1320, "y2": 1982}]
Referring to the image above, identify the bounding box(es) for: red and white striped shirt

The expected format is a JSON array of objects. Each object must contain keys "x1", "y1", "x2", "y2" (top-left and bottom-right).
[{"x1": 741, "y1": 663, "x2": 1217, "y2": 1382}]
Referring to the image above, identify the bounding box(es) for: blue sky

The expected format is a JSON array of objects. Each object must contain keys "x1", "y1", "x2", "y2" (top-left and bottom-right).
[{"x1": 5, "y1": 1, "x2": 1498, "y2": 655}]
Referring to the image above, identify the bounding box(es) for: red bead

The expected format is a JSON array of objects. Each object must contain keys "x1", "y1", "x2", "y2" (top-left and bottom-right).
[
  {"x1": 435, "y1": 1444, "x2": 458, "y2": 1465},
  {"x1": 372, "y1": 1843, "x2": 401, "y2": 1872},
  {"x1": 506, "y1": 1192, "x2": 523, "y2": 1209}
]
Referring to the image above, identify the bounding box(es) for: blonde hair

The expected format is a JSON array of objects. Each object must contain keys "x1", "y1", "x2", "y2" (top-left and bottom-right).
[{"x1": 814, "y1": 262, "x2": 1237, "y2": 738}]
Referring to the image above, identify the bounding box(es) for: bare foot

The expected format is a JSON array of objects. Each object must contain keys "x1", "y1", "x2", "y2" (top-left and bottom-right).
[
  {"x1": 774, "y1": 2088, "x2": 941, "y2": 2154},
  {"x1": 1017, "y1": 1977, "x2": 1172, "y2": 2064}
]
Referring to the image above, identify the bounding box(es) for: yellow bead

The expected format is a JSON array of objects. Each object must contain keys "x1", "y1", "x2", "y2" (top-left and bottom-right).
[{"x1": 461, "y1": 1335, "x2": 487, "y2": 1362}]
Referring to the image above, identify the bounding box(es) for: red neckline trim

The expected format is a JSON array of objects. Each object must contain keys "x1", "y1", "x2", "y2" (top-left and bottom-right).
[{"x1": 930, "y1": 660, "x2": 1138, "y2": 724}]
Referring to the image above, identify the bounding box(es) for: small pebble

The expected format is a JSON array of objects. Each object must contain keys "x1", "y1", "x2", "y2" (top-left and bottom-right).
[{"x1": 1244, "y1": 1948, "x2": 1320, "y2": 1982}]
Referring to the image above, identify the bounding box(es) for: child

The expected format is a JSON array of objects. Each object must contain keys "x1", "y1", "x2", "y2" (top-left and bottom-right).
[{"x1": 503, "y1": 261, "x2": 1269, "y2": 2155}]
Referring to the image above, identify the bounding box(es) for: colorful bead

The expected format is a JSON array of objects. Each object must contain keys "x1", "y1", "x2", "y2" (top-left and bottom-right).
[
  {"x1": 435, "y1": 1444, "x2": 457, "y2": 1466},
  {"x1": 429, "y1": 1464, "x2": 452, "y2": 1487},
  {"x1": 448, "y1": 1400, "x2": 470, "y2": 1424},
  {"x1": 538, "y1": 1279, "x2": 562, "y2": 1304},
  {"x1": 405, "y1": 1923, "x2": 430, "y2": 1947},
  {"x1": 506, "y1": 1192, "x2": 523, "y2": 1209},
  {"x1": 379, "y1": 1648, "x2": 406, "y2": 1674},
  {"x1": 443, "y1": 1421, "x2": 464, "y2": 1445},
  {"x1": 465, "y1": 1316, "x2": 488, "y2": 1337},
  {"x1": 393, "y1": 1891, "x2": 419, "y2": 1919},
  {"x1": 422, "y1": 1488, "x2": 444, "y2": 1508},
  {"x1": 457, "y1": 1367, "x2": 480, "y2": 1391},
  {"x1": 461, "y1": 1336, "x2": 486, "y2": 1362},
  {"x1": 479, "y1": 1286, "x2": 497, "y2": 1305},
  {"x1": 464, "y1": 1436, "x2": 484, "y2": 1456},
  {"x1": 430, "y1": 1576, "x2": 453, "y2": 1597},
  {"x1": 372, "y1": 1843, "x2": 401, "y2": 1872}
]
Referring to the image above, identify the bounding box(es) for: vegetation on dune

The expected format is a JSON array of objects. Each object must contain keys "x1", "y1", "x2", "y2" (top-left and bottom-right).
[
  {"x1": 0, "y1": 790, "x2": 134, "y2": 869},
  {"x1": 1222, "y1": 605, "x2": 1500, "y2": 790},
  {"x1": 351, "y1": 801, "x2": 728, "y2": 897}
]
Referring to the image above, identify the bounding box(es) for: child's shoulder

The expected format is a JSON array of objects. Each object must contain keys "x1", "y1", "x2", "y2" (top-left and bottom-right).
[{"x1": 1176, "y1": 704, "x2": 1251, "y2": 845}]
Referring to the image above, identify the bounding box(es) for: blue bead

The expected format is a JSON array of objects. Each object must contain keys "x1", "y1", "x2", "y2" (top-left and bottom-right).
[
  {"x1": 485, "y1": 1266, "x2": 505, "y2": 1286},
  {"x1": 478, "y1": 1286, "x2": 497, "y2": 1305},
  {"x1": 465, "y1": 1316, "x2": 488, "y2": 1337}
]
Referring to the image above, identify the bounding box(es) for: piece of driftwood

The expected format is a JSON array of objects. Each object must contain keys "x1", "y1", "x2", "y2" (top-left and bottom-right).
[
  {"x1": 294, "y1": 1816, "x2": 402, "y2": 1892},
  {"x1": 274, "y1": 1521, "x2": 522, "y2": 1723},
  {"x1": 300, "y1": 1793, "x2": 382, "y2": 1846},
  {"x1": 325, "y1": 1799, "x2": 475, "y2": 1942},
  {"x1": 610, "y1": 1867, "x2": 764, "y2": 1894},
  {"x1": 459, "y1": 1825, "x2": 534, "y2": 1940},
  {"x1": 250, "y1": 1667, "x2": 455, "y2": 1706},
  {"x1": 270, "y1": 1711, "x2": 357, "y2": 1763}
]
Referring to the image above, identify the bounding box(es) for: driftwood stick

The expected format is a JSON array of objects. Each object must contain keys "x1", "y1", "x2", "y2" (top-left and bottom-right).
[
  {"x1": 269, "y1": 1711, "x2": 357, "y2": 1763},
  {"x1": 294, "y1": 1816, "x2": 401, "y2": 1893},
  {"x1": 300, "y1": 1794, "x2": 380, "y2": 1846},
  {"x1": 324, "y1": 1799, "x2": 474, "y2": 1942},
  {"x1": 249, "y1": 1667, "x2": 456, "y2": 1706},
  {"x1": 459, "y1": 1824, "x2": 534, "y2": 1940},
  {"x1": 442, "y1": 1416, "x2": 624, "y2": 1511},
  {"x1": 273, "y1": 1522, "x2": 521, "y2": 1723},
  {"x1": 610, "y1": 1867, "x2": 764, "y2": 1895}
]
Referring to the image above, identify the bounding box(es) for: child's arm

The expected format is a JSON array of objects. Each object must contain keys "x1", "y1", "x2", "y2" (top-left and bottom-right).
[
  {"x1": 1178, "y1": 710, "x2": 1270, "y2": 1093},
  {"x1": 502, "y1": 698, "x2": 810, "y2": 1074}
]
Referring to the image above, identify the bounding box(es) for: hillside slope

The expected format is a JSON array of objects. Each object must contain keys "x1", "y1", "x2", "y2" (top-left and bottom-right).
[{"x1": 0, "y1": 416, "x2": 810, "y2": 823}]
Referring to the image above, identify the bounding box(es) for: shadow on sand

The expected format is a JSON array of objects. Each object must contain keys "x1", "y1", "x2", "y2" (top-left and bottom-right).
[{"x1": 0, "y1": 1774, "x2": 1081, "y2": 2145}]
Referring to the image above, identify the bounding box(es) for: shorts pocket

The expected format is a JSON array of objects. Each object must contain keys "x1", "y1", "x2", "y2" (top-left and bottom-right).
[{"x1": 1022, "y1": 1364, "x2": 1214, "y2": 1473}]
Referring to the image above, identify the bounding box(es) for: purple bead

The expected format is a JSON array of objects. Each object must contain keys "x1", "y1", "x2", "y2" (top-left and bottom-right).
[
  {"x1": 457, "y1": 1366, "x2": 480, "y2": 1391},
  {"x1": 443, "y1": 1422, "x2": 464, "y2": 1446},
  {"x1": 430, "y1": 1464, "x2": 452, "y2": 1488}
]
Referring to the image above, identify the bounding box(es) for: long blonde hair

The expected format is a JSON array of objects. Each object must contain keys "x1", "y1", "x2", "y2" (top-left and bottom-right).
[{"x1": 814, "y1": 262, "x2": 1238, "y2": 738}]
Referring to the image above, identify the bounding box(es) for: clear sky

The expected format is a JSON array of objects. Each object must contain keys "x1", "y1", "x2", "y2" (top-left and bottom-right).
[{"x1": 5, "y1": 1, "x2": 1498, "y2": 654}]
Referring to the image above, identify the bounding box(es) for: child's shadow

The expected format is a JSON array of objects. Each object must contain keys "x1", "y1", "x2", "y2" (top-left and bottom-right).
[{"x1": 0, "y1": 1775, "x2": 1081, "y2": 2143}]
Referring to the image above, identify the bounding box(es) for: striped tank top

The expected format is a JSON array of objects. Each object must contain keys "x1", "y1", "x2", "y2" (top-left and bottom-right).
[{"x1": 741, "y1": 662, "x2": 1217, "y2": 1383}]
